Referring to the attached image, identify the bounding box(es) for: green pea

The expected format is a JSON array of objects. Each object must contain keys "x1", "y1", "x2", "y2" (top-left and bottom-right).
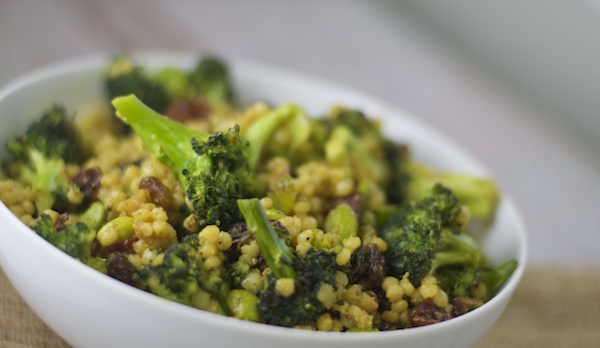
[
  {"x1": 80, "y1": 202, "x2": 107, "y2": 232},
  {"x1": 96, "y1": 216, "x2": 134, "y2": 247}
]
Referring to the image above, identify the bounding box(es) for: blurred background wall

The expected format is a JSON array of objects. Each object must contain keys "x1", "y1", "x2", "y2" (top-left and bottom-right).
[{"x1": 402, "y1": 0, "x2": 600, "y2": 153}]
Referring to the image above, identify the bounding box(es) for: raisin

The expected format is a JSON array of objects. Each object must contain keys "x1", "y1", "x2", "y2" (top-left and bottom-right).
[
  {"x1": 106, "y1": 252, "x2": 137, "y2": 286},
  {"x1": 409, "y1": 300, "x2": 451, "y2": 327},
  {"x1": 139, "y1": 176, "x2": 174, "y2": 211},
  {"x1": 73, "y1": 167, "x2": 103, "y2": 203}
]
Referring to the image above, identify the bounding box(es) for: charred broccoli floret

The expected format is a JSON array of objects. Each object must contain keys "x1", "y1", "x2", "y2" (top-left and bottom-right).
[
  {"x1": 105, "y1": 56, "x2": 172, "y2": 113},
  {"x1": 380, "y1": 184, "x2": 469, "y2": 283},
  {"x1": 112, "y1": 95, "x2": 249, "y2": 230},
  {"x1": 135, "y1": 234, "x2": 230, "y2": 312},
  {"x1": 237, "y1": 198, "x2": 338, "y2": 327},
  {"x1": 381, "y1": 183, "x2": 516, "y2": 302},
  {"x1": 32, "y1": 211, "x2": 104, "y2": 271},
  {"x1": 112, "y1": 95, "x2": 315, "y2": 230},
  {"x1": 2, "y1": 105, "x2": 89, "y2": 212},
  {"x1": 3, "y1": 105, "x2": 86, "y2": 166},
  {"x1": 258, "y1": 248, "x2": 338, "y2": 327},
  {"x1": 188, "y1": 56, "x2": 235, "y2": 105},
  {"x1": 106, "y1": 55, "x2": 235, "y2": 115},
  {"x1": 227, "y1": 259, "x2": 252, "y2": 289},
  {"x1": 436, "y1": 259, "x2": 518, "y2": 302}
]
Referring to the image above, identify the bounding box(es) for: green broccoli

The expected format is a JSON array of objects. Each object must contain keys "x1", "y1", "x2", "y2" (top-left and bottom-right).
[
  {"x1": 436, "y1": 259, "x2": 518, "y2": 302},
  {"x1": 257, "y1": 248, "x2": 338, "y2": 327},
  {"x1": 32, "y1": 212, "x2": 104, "y2": 272},
  {"x1": 105, "y1": 56, "x2": 172, "y2": 113},
  {"x1": 2, "y1": 105, "x2": 89, "y2": 212},
  {"x1": 112, "y1": 95, "x2": 314, "y2": 230},
  {"x1": 241, "y1": 103, "x2": 313, "y2": 171},
  {"x1": 430, "y1": 229, "x2": 484, "y2": 273},
  {"x1": 227, "y1": 259, "x2": 252, "y2": 289},
  {"x1": 407, "y1": 164, "x2": 500, "y2": 223},
  {"x1": 325, "y1": 108, "x2": 498, "y2": 217},
  {"x1": 187, "y1": 56, "x2": 235, "y2": 105},
  {"x1": 106, "y1": 55, "x2": 235, "y2": 116},
  {"x1": 380, "y1": 184, "x2": 470, "y2": 284},
  {"x1": 380, "y1": 184, "x2": 516, "y2": 302},
  {"x1": 324, "y1": 108, "x2": 410, "y2": 203},
  {"x1": 237, "y1": 198, "x2": 338, "y2": 327},
  {"x1": 134, "y1": 234, "x2": 230, "y2": 313},
  {"x1": 324, "y1": 203, "x2": 358, "y2": 241},
  {"x1": 112, "y1": 94, "x2": 248, "y2": 230}
]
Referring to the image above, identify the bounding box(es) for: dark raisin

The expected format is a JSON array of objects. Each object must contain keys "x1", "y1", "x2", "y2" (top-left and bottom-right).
[
  {"x1": 73, "y1": 167, "x2": 103, "y2": 204},
  {"x1": 348, "y1": 243, "x2": 386, "y2": 288},
  {"x1": 107, "y1": 236, "x2": 139, "y2": 254},
  {"x1": 106, "y1": 252, "x2": 137, "y2": 285},
  {"x1": 450, "y1": 297, "x2": 482, "y2": 317},
  {"x1": 139, "y1": 176, "x2": 174, "y2": 211},
  {"x1": 164, "y1": 99, "x2": 210, "y2": 123},
  {"x1": 54, "y1": 213, "x2": 69, "y2": 231},
  {"x1": 409, "y1": 300, "x2": 452, "y2": 327}
]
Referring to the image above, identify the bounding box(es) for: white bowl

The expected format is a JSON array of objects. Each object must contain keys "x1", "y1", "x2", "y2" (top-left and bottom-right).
[{"x1": 0, "y1": 52, "x2": 527, "y2": 348}]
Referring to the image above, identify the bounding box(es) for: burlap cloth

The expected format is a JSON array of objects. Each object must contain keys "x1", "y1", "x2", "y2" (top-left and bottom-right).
[{"x1": 1, "y1": 267, "x2": 599, "y2": 348}]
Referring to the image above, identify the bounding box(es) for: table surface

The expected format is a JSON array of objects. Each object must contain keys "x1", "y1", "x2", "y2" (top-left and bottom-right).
[{"x1": 0, "y1": 1, "x2": 599, "y2": 346}]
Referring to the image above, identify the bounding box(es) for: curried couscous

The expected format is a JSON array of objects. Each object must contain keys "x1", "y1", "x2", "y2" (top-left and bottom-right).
[{"x1": 0, "y1": 56, "x2": 516, "y2": 331}]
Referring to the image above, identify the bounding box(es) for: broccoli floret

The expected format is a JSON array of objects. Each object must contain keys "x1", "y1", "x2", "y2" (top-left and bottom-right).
[
  {"x1": 436, "y1": 259, "x2": 518, "y2": 302},
  {"x1": 324, "y1": 108, "x2": 411, "y2": 203},
  {"x1": 112, "y1": 96, "x2": 314, "y2": 230},
  {"x1": 2, "y1": 105, "x2": 89, "y2": 212},
  {"x1": 381, "y1": 183, "x2": 515, "y2": 303},
  {"x1": 258, "y1": 248, "x2": 338, "y2": 327},
  {"x1": 32, "y1": 212, "x2": 104, "y2": 271},
  {"x1": 380, "y1": 184, "x2": 468, "y2": 283},
  {"x1": 227, "y1": 259, "x2": 252, "y2": 289},
  {"x1": 381, "y1": 140, "x2": 411, "y2": 204},
  {"x1": 407, "y1": 164, "x2": 500, "y2": 223},
  {"x1": 135, "y1": 234, "x2": 230, "y2": 312},
  {"x1": 431, "y1": 229, "x2": 484, "y2": 273},
  {"x1": 188, "y1": 56, "x2": 235, "y2": 105},
  {"x1": 237, "y1": 198, "x2": 338, "y2": 327},
  {"x1": 107, "y1": 55, "x2": 236, "y2": 122},
  {"x1": 112, "y1": 94, "x2": 249, "y2": 230},
  {"x1": 240, "y1": 104, "x2": 313, "y2": 171},
  {"x1": 4, "y1": 105, "x2": 86, "y2": 166},
  {"x1": 105, "y1": 56, "x2": 172, "y2": 113},
  {"x1": 325, "y1": 125, "x2": 390, "y2": 186}
]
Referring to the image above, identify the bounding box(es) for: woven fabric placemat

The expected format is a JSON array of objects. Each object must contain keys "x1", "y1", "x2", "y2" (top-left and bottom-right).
[{"x1": 2, "y1": 267, "x2": 599, "y2": 348}]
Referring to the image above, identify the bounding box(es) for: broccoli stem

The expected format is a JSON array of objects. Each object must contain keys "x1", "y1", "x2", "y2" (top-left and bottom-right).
[
  {"x1": 324, "y1": 203, "x2": 358, "y2": 241},
  {"x1": 237, "y1": 198, "x2": 297, "y2": 279},
  {"x1": 241, "y1": 104, "x2": 308, "y2": 171},
  {"x1": 430, "y1": 229, "x2": 484, "y2": 273},
  {"x1": 325, "y1": 125, "x2": 390, "y2": 185},
  {"x1": 478, "y1": 259, "x2": 518, "y2": 301},
  {"x1": 112, "y1": 94, "x2": 209, "y2": 183},
  {"x1": 79, "y1": 202, "x2": 107, "y2": 232}
]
